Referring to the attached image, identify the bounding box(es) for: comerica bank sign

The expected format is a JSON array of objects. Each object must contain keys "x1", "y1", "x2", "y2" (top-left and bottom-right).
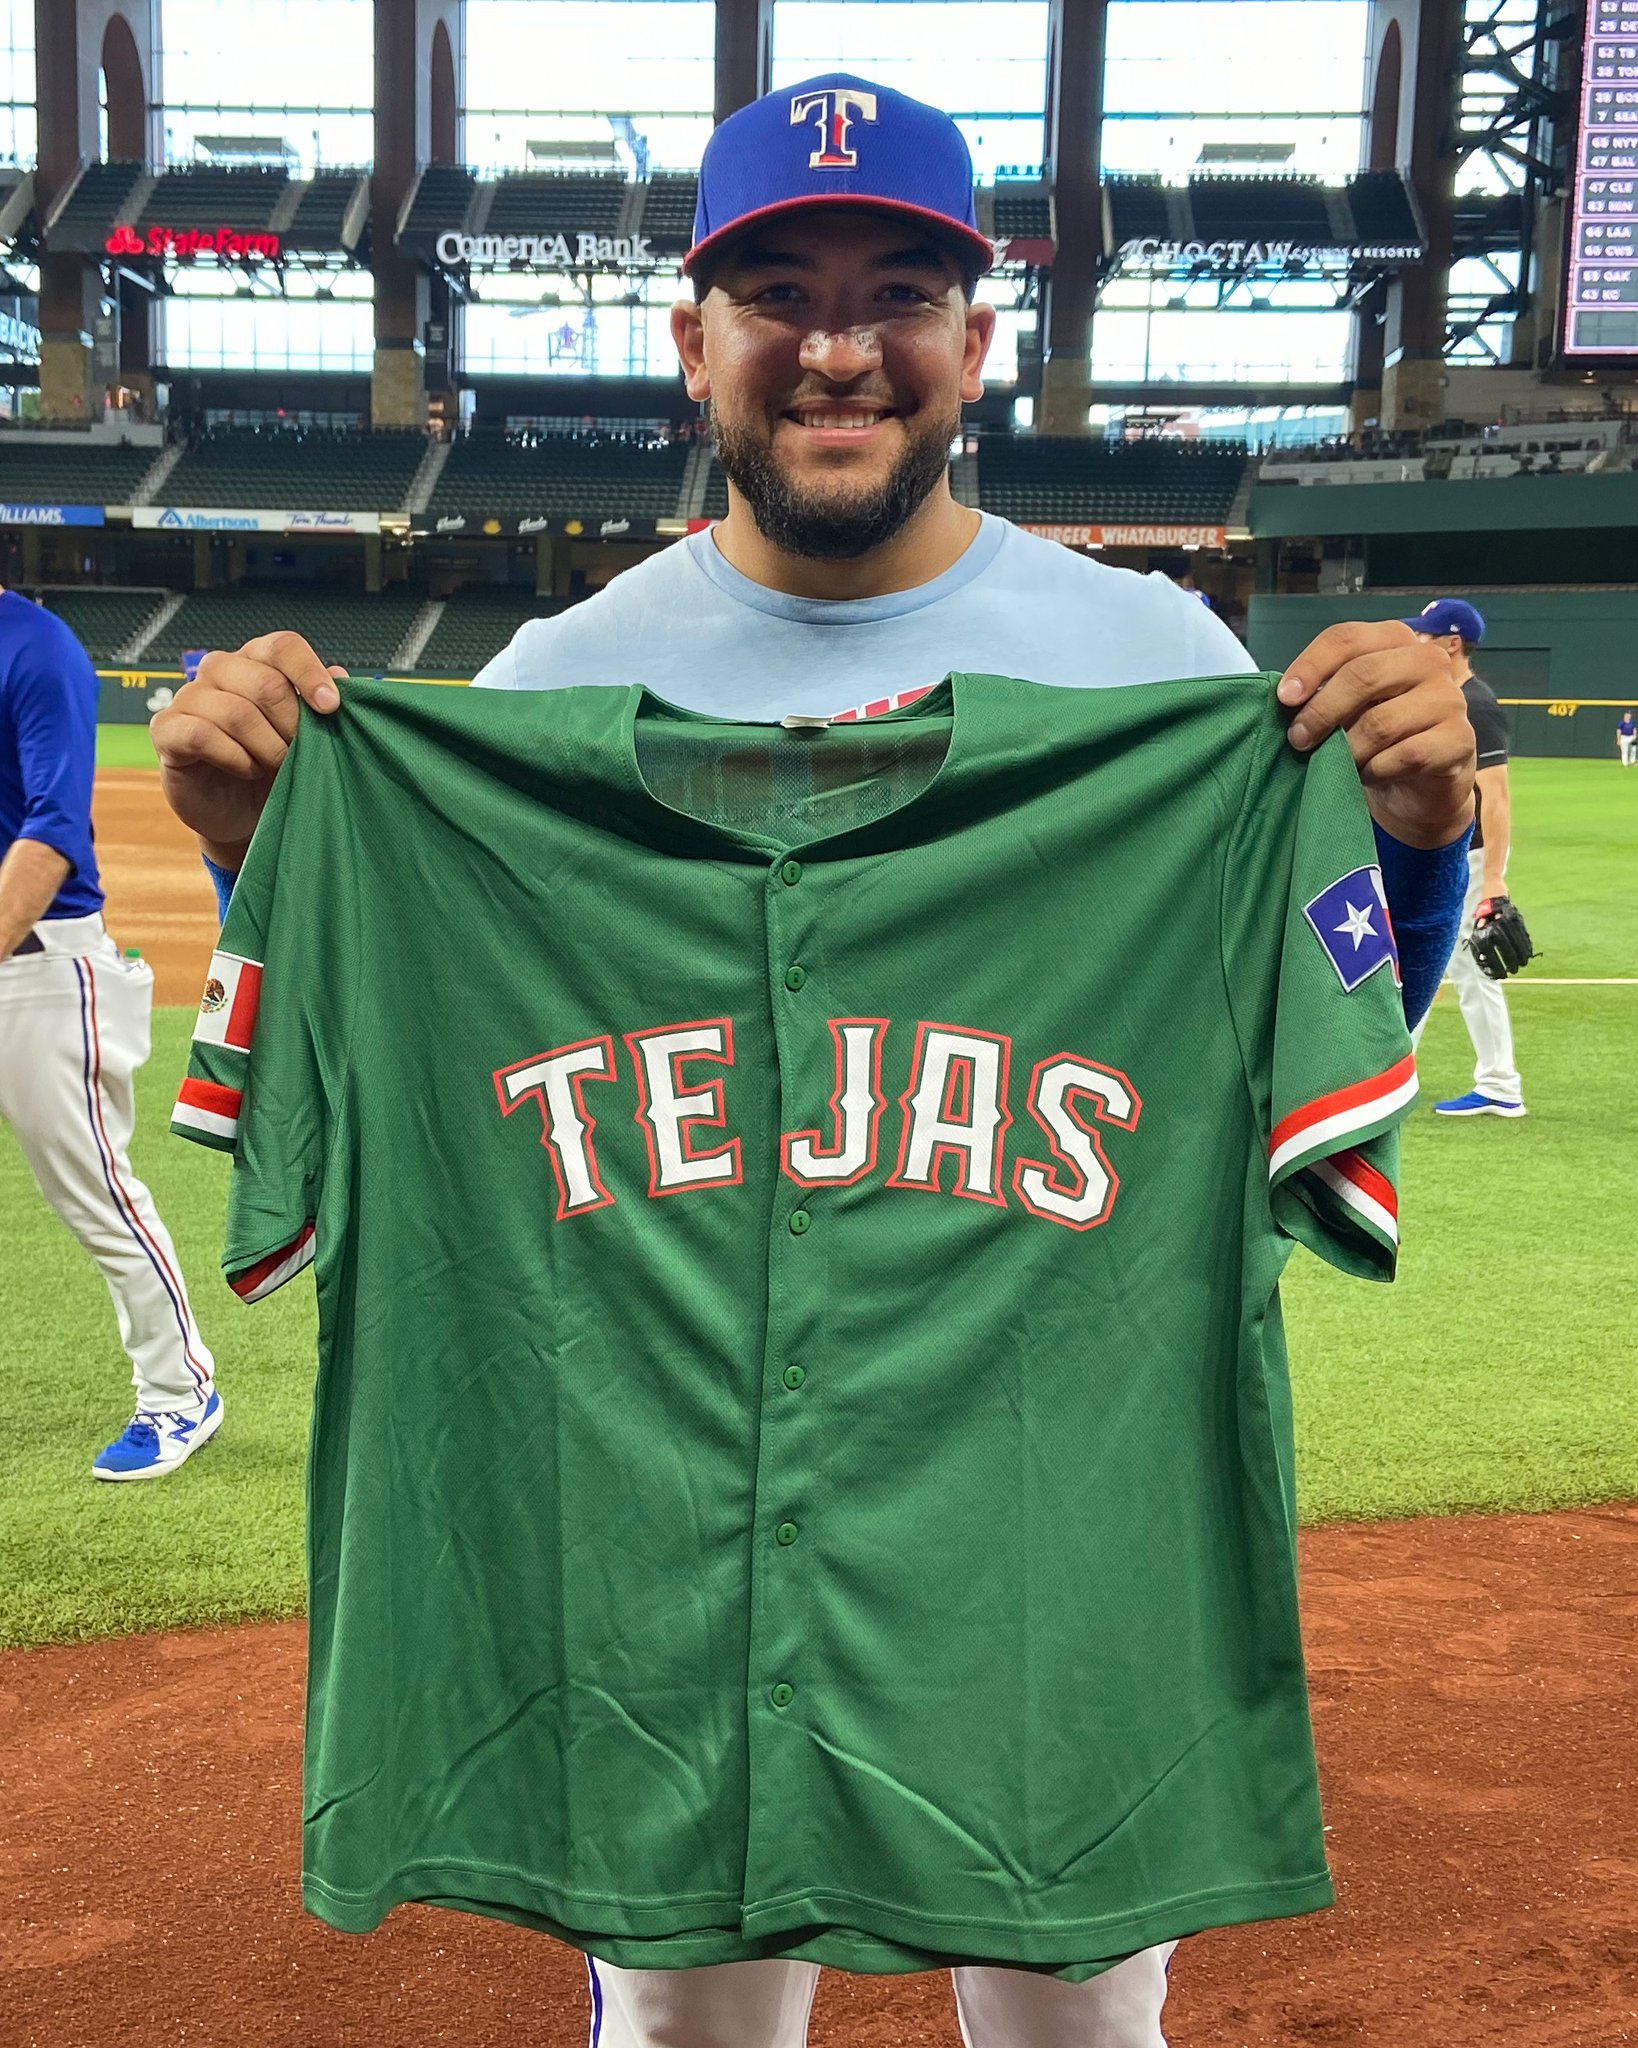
[{"x1": 435, "y1": 231, "x2": 656, "y2": 269}]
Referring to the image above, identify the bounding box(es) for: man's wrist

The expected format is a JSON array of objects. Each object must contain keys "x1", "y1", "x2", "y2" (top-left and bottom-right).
[
  {"x1": 1364, "y1": 791, "x2": 1476, "y2": 849},
  {"x1": 199, "y1": 832, "x2": 251, "y2": 874}
]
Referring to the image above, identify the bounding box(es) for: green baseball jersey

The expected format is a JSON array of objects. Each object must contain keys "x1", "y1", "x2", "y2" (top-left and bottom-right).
[{"x1": 174, "y1": 671, "x2": 1415, "y2": 1979}]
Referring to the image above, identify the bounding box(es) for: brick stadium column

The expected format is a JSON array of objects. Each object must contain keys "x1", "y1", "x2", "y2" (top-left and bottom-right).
[
  {"x1": 1037, "y1": 0, "x2": 1105, "y2": 437},
  {"x1": 1373, "y1": 0, "x2": 1464, "y2": 432},
  {"x1": 34, "y1": 0, "x2": 158, "y2": 421},
  {"x1": 715, "y1": 0, "x2": 773, "y2": 124},
  {"x1": 373, "y1": 0, "x2": 463, "y2": 428}
]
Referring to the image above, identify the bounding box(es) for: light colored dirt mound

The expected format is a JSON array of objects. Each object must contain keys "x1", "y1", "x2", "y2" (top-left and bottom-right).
[{"x1": 93, "y1": 769, "x2": 220, "y2": 1006}]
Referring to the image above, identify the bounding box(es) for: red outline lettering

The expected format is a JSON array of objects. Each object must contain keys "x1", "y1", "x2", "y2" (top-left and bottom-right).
[
  {"x1": 781, "y1": 1017, "x2": 889, "y2": 1186},
  {"x1": 886, "y1": 1020, "x2": 1014, "y2": 1208},
  {"x1": 493, "y1": 1035, "x2": 618, "y2": 1221},
  {"x1": 1012, "y1": 1053, "x2": 1141, "y2": 1231},
  {"x1": 624, "y1": 1019, "x2": 743, "y2": 1197}
]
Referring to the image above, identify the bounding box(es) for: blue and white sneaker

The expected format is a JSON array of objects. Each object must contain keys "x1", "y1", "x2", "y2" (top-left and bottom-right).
[
  {"x1": 1434, "y1": 1091, "x2": 1527, "y2": 1119},
  {"x1": 92, "y1": 1389, "x2": 224, "y2": 1482}
]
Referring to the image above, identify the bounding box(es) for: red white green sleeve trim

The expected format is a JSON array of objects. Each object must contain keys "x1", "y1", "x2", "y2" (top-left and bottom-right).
[
  {"x1": 227, "y1": 1222, "x2": 316, "y2": 1304},
  {"x1": 1268, "y1": 1053, "x2": 1418, "y2": 1181},
  {"x1": 172, "y1": 1075, "x2": 243, "y2": 1148},
  {"x1": 1303, "y1": 1147, "x2": 1400, "y2": 1247}
]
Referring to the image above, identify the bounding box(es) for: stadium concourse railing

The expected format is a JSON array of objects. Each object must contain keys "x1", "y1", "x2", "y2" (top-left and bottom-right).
[{"x1": 94, "y1": 664, "x2": 1623, "y2": 760}]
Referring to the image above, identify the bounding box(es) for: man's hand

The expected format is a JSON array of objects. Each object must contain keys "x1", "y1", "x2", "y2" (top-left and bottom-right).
[
  {"x1": 1275, "y1": 621, "x2": 1475, "y2": 847},
  {"x1": 150, "y1": 634, "x2": 346, "y2": 872}
]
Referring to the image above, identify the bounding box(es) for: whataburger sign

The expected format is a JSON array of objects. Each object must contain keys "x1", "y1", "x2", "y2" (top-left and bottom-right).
[{"x1": 1023, "y1": 522, "x2": 1227, "y2": 549}]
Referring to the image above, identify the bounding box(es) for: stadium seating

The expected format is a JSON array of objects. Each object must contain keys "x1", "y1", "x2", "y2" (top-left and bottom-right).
[
  {"x1": 146, "y1": 585, "x2": 424, "y2": 672},
  {"x1": 284, "y1": 170, "x2": 368, "y2": 249},
  {"x1": 976, "y1": 436, "x2": 1248, "y2": 523},
  {"x1": 161, "y1": 426, "x2": 427, "y2": 510},
  {"x1": 1344, "y1": 171, "x2": 1422, "y2": 248},
  {"x1": 992, "y1": 184, "x2": 1052, "y2": 240},
  {"x1": 411, "y1": 586, "x2": 574, "y2": 677},
  {"x1": 135, "y1": 163, "x2": 289, "y2": 230},
  {"x1": 700, "y1": 459, "x2": 728, "y2": 519},
  {"x1": 1189, "y1": 175, "x2": 1331, "y2": 241},
  {"x1": 429, "y1": 431, "x2": 689, "y2": 520},
  {"x1": 401, "y1": 164, "x2": 479, "y2": 241},
  {"x1": 48, "y1": 159, "x2": 144, "y2": 238},
  {"x1": 1105, "y1": 176, "x2": 1173, "y2": 242},
  {"x1": 485, "y1": 173, "x2": 627, "y2": 237},
  {"x1": 28, "y1": 587, "x2": 170, "y2": 661},
  {"x1": 0, "y1": 436, "x2": 156, "y2": 505},
  {"x1": 640, "y1": 172, "x2": 699, "y2": 257}
]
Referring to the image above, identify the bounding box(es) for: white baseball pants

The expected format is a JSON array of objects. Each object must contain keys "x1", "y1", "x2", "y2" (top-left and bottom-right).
[
  {"x1": 585, "y1": 1942, "x2": 1177, "y2": 2047},
  {"x1": 1410, "y1": 849, "x2": 1521, "y2": 1103},
  {"x1": 0, "y1": 913, "x2": 215, "y2": 1411},
  {"x1": 1620, "y1": 734, "x2": 1637, "y2": 766}
]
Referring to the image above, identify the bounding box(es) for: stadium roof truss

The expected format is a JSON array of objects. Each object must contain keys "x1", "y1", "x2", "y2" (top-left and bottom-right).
[{"x1": 1446, "y1": 0, "x2": 1581, "y2": 359}]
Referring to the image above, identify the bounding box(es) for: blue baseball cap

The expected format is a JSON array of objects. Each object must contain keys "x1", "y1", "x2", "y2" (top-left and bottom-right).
[
  {"x1": 1398, "y1": 597, "x2": 1486, "y2": 642},
  {"x1": 685, "y1": 73, "x2": 994, "y2": 279}
]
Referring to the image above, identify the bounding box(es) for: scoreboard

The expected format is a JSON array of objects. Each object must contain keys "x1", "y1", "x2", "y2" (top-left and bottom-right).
[{"x1": 1563, "y1": 0, "x2": 1638, "y2": 356}]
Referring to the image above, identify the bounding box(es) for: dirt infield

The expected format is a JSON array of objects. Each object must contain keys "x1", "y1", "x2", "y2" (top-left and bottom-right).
[
  {"x1": 5, "y1": 1506, "x2": 1634, "y2": 2048},
  {"x1": 93, "y1": 768, "x2": 220, "y2": 1006}
]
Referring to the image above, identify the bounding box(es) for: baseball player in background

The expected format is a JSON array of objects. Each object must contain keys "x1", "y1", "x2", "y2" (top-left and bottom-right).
[
  {"x1": 151, "y1": 76, "x2": 1477, "y2": 2048},
  {"x1": 0, "y1": 587, "x2": 221, "y2": 1478},
  {"x1": 1402, "y1": 599, "x2": 1526, "y2": 1118},
  {"x1": 1618, "y1": 709, "x2": 1636, "y2": 765}
]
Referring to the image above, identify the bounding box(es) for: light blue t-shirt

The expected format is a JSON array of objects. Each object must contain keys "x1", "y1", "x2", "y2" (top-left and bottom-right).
[
  {"x1": 471, "y1": 512, "x2": 1254, "y2": 709},
  {"x1": 204, "y1": 511, "x2": 1467, "y2": 1021}
]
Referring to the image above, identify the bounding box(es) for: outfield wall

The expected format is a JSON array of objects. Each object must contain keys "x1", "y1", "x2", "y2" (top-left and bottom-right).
[{"x1": 1245, "y1": 591, "x2": 1638, "y2": 758}]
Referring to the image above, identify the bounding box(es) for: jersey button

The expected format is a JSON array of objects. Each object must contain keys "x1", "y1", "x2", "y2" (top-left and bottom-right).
[
  {"x1": 784, "y1": 964, "x2": 807, "y2": 991},
  {"x1": 775, "y1": 1521, "x2": 799, "y2": 1546},
  {"x1": 788, "y1": 1209, "x2": 811, "y2": 1235},
  {"x1": 780, "y1": 860, "x2": 803, "y2": 886},
  {"x1": 770, "y1": 1683, "x2": 795, "y2": 1708},
  {"x1": 783, "y1": 1364, "x2": 806, "y2": 1390}
]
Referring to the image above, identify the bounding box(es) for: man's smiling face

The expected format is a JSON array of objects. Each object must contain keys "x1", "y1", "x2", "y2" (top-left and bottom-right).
[{"x1": 675, "y1": 208, "x2": 994, "y2": 560}]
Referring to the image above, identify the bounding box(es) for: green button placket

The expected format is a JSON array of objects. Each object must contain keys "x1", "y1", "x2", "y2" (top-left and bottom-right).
[{"x1": 742, "y1": 846, "x2": 826, "y2": 1905}]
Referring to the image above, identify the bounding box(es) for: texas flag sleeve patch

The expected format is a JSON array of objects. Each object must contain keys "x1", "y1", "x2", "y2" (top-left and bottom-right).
[
  {"x1": 191, "y1": 950, "x2": 263, "y2": 1052},
  {"x1": 1302, "y1": 865, "x2": 1401, "y2": 992}
]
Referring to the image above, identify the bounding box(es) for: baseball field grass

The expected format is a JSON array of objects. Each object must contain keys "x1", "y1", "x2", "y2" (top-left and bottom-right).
[
  {"x1": 95, "y1": 722, "x2": 162, "y2": 770},
  {"x1": 1, "y1": 757, "x2": 1633, "y2": 1650}
]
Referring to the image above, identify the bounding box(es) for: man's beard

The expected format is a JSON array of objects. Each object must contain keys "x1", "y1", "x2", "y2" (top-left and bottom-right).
[{"x1": 709, "y1": 400, "x2": 960, "y2": 561}]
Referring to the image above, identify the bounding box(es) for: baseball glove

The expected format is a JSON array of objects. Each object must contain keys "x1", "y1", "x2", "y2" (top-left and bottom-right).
[{"x1": 1465, "y1": 895, "x2": 1535, "y2": 980}]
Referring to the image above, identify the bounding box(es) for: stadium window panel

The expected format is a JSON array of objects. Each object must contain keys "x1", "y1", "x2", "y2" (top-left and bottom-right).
[
  {"x1": 771, "y1": 3, "x2": 1049, "y2": 180},
  {"x1": 1093, "y1": 307, "x2": 1354, "y2": 384},
  {"x1": 1103, "y1": 0, "x2": 1368, "y2": 182},
  {"x1": 464, "y1": 272, "x2": 689, "y2": 378},
  {"x1": 159, "y1": 0, "x2": 372, "y2": 173},
  {"x1": 0, "y1": 0, "x2": 34, "y2": 168},
  {"x1": 161, "y1": 274, "x2": 373, "y2": 374},
  {"x1": 465, "y1": 2, "x2": 715, "y2": 173}
]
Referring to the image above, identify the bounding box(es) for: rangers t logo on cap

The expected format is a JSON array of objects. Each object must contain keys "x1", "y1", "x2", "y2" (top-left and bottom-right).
[{"x1": 792, "y1": 86, "x2": 878, "y2": 169}]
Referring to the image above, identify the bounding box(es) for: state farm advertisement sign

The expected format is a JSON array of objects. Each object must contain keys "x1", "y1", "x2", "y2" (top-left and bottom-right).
[{"x1": 106, "y1": 225, "x2": 282, "y2": 262}]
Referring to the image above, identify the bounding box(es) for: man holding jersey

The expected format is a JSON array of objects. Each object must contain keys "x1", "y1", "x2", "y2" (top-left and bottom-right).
[{"x1": 151, "y1": 73, "x2": 1473, "y2": 2048}]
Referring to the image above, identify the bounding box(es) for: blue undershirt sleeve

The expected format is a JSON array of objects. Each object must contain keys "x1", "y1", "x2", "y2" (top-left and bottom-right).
[
  {"x1": 203, "y1": 853, "x2": 237, "y2": 924},
  {"x1": 1373, "y1": 821, "x2": 1473, "y2": 1030}
]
